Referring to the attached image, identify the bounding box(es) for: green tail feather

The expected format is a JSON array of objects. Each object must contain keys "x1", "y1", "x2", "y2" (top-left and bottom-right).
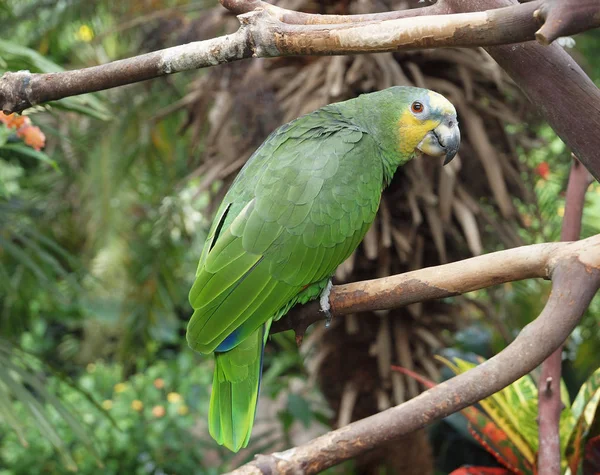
[{"x1": 209, "y1": 326, "x2": 265, "y2": 452}]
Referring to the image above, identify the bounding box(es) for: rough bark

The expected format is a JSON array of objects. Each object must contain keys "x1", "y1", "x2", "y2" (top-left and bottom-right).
[
  {"x1": 2, "y1": 0, "x2": 600, "y2": 180},
  {"x1": 230, "y1": 236, "x2": 600, "y2": 474},
  {"x1": 272, "y1": 236, "x2": 599, "y2": 335}
]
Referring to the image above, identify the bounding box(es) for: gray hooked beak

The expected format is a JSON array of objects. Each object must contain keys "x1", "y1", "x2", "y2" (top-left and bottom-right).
[{"x1": 417, "y1": 119, "x2": 460, "y2": 166}]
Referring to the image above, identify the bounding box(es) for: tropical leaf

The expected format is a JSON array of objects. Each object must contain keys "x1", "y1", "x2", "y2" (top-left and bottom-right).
[
  {"x1": 565, "y1": 368, "x2": 600, "y2": 473},
  {"x1": 500, "y1": 370, "x2": 539, "y2": 452},
  {"x1": 467, "y1": 417, "x2": 534, "y2": 474},
  {"x1": 438, "y1": 356, "x2": 537, "y2": 465},
  {"x1": 392, "y1": 365, "x2": 534, "y2": 474},
  {"x1": 450, "y1": 467, "x2": 513, "y2": 475}
]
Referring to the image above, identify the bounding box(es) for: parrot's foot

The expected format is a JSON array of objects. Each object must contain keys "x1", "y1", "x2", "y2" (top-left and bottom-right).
[{"x1": 319, "y1": 279, "x2": 333, "y2": 328}]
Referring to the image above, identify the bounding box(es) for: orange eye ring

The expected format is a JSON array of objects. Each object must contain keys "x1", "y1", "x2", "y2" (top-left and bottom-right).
[{"x1": 411, "y1": 101, "x2": 424, "y2": 113}]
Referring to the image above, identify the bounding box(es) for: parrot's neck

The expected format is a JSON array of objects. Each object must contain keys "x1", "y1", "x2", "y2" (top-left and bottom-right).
[
  {"x1": 380, "y1": 151, "x2": 411, "y2": 188},
  {"x1": 335, "y1": 94, "x2": 414, "y2": 189}
]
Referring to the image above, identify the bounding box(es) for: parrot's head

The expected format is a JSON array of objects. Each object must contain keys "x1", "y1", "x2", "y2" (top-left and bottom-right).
[{"x1": 394, "y1": 87, "x2": 460, "y2": 166}]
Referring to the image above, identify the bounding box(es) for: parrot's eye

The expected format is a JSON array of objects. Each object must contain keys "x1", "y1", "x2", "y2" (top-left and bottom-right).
[{"x1": 411, "y1": 101, "x2": 424, "y2": 113}]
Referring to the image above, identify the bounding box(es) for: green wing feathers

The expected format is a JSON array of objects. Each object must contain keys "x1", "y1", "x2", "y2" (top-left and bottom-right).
[
  {"x1": 187, "y1": 113, "x2": 383, "y2": 355},
  {"x1": 209, "y1": 326, "x2": 264, "y2": 452},
  {"x1": 188, "y1": 87, "x2": 461, "y2": 452},
  {"x1": 188, "y1": 107, "x2": 385, "y2": 452}
]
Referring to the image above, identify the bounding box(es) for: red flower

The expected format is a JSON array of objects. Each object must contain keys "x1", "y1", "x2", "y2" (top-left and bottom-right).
[{"x1": 535, "y1": 162, "x2": 550, "y2": 180}]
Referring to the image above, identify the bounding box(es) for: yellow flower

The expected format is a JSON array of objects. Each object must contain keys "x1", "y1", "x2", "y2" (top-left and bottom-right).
[
  {"x1": 153, "y1": 378, "x2": 165, "y2": 389},
  {"x1": 557, "y1": 206, "x2": 565, "y2": 217},
  {"x1": 114, "y1": 383, "x2": 127, "y2": 393},
  {"x1": 76, "y1": 24, "x2": 94, "y2": 42},
  {"x1": 167, "y1": 392, "x2": 182, "y2": 404},
  {"x1": 177, "y1": 405, "x2": 189, "y2": 416},
  {"x1": 131, "y1": 400, "x2": 144, "y2": 411},
  {"x1": 101, "y1": 400, "x2": 113, "y2": 410},
  {"x1": 152, "y1": 405, "x2": 166, "y2": 418}
]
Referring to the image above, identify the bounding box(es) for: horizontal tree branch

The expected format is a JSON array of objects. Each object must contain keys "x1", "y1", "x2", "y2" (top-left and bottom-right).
[
  {"x1": 3, "y1": 0, "x2": 599, "y2": 115},
  {"x1": 272, "y1": 235, "x2": 599, "y2": 335},
  {"x1": 230, "y1": 235, "x2": 600, "y2": 474},
  {"x1": 220, "y1": 0, "x2": 447, "y2": 23},
  {"x1": 221, "y1": 0, "x2": 600, "y2": 47}
]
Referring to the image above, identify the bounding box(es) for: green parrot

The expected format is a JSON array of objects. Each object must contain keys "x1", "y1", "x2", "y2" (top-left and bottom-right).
[{"x1": 187, "y1": 86, "x2": 460, "y2": 452}]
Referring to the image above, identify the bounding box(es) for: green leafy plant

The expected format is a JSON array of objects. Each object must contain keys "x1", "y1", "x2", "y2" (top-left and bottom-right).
[
  {"x1": 0, "y1": 339, "x2": 102, "y2": 472},
  {"x1": 0, "y1": 350, "x2": 229, "y2": 474},
  {"x1": 395, "y1": 357, "x2": 600, "y2": 474}
]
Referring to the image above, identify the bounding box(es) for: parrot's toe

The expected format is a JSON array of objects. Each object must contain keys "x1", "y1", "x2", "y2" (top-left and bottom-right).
[{"x1": 319, "y1": 279, "x2": 334, "y2": 328}]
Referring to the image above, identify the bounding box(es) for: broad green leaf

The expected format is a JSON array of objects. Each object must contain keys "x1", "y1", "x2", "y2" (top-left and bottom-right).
[
  {"x1": 437, "y1": 356, "x2": 537, "y2": 465},
  {"x1": 500, "y1": 373, "x2": 539, "y2": 451},
  {"x1": 395, "y1": 362, "x2": 534, "y2": 473},
  {"x1": 566, "y1": 368, "x2": 600, "y2": 473},
  {"x1": 465, "y1": 410, "x2": 535, "y2": 473}
]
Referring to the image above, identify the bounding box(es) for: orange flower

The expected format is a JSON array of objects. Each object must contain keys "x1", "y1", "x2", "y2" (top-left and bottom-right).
[
  {"x1": 0, "y1": 112, "x2": 30, "y2": 130},
  {"x1": 17, "y1": 125, "x2": 46, "y2": 151},
  {"x1": 153, "y1": 378, "x2": 165, "y2": 389},
  {"x1": 152, "y1": 405, "x2": 166, "y2": 418}
]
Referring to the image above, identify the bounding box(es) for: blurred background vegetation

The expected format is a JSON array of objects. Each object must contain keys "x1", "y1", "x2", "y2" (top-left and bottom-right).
[{"x1": 0, "y1": 1, "x2": 599, "y2": 474}]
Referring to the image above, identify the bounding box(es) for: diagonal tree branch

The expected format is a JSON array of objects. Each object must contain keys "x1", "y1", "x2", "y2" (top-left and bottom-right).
[
  {"x1": 537, "y1": 157, "x2": 594, "y2": 475},
  {"x1": 230, "y1": 237, "x2": 600, "y2": 474},
  {"x1": 444, "y1": 0, "x2": 600, "y2": 193}
]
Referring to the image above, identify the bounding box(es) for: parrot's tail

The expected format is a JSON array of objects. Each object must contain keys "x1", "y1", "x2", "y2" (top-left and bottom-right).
[{"x1": 208, "y1": 325, "x2": 265, "y2": 452}]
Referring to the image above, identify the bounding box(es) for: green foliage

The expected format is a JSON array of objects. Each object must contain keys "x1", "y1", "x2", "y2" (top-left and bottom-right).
[
  {"x1": 436, "y1": 357, "x2": 600, "y2": 474},
  {"x1": 0, "y1": 350, "x2": 227, "y2": 475},
  {"x1": 0, "y1": 339, "x2": 101, "y2": 472}
]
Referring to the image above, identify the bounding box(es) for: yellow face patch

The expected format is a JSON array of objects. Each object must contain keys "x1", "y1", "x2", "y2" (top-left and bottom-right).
[
  {"x1": 396, "y1": 91, "x2": 456, "y2": 156},
  {"x1": 396, "y1": 111, "x2": 439, "y2": 156}
]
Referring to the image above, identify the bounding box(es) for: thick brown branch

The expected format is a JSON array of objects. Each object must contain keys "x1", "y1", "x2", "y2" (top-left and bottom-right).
[
  {"x1": 445, "y1": 0, "x2": 600, "y2": 185},
  {"x1": 537, "y1": 157, "x2": 593, "y2": 475},
  {"x1": 534, "y1": 0, "x2": 600, "y2": 45},
  {"x1": 272, "y1": 236, "x2": 600, "y2": 335},
  {"x1": 0, "y1": 28, "x2": 253, "y2": 114},
  {"x1": 220, "y1": 0, "x2": 447, "y2": 23},
  {"x1": 231, "y1": 240, "x2": 600, "y2": 474},
  {"x1": 4, "y1": 0, "x2": 599, "y2": 115}
]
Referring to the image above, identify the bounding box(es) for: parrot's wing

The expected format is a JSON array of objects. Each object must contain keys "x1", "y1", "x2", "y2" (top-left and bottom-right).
[{"x1": 187, "y1": 112, "x2": 383, "y2": 354}]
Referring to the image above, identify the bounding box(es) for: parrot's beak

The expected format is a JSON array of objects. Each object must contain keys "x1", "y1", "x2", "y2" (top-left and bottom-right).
[{"x1": 417, "y1": 119, "x2": 460, "y2": 166}]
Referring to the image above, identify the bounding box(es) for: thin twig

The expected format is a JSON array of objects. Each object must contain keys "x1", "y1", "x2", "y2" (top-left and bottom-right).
[{"x1": 537, "y1": 157, "x2": 593, "y2": 475}]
